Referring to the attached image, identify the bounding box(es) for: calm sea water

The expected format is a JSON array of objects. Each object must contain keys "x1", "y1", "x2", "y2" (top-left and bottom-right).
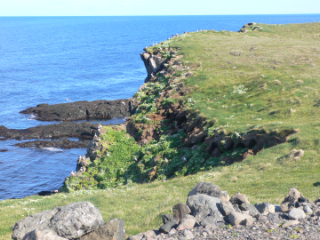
[{"x1": 0, "y1": 15, "x2": 320, "y2": 200}]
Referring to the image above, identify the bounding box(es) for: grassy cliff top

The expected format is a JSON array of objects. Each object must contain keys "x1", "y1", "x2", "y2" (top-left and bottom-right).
[{"x1": 1, "y1": 22, "x2": 320, "y2": 239}]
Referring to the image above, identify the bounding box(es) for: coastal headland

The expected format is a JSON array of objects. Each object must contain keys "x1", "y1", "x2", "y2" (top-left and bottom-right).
[{"x1": 1, "y1": 22, "x2": 320, "y2": 239}]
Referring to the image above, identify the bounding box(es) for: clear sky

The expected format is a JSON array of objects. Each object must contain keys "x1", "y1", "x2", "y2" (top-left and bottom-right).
[{"x1": 0, "y1": 0, "x2": 319, "y2": 16}]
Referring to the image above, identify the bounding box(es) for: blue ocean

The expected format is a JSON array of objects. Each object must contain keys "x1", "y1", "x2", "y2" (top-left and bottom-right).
[{"x1": 0, "y1": 15, "x2": 320, "y2": 200}]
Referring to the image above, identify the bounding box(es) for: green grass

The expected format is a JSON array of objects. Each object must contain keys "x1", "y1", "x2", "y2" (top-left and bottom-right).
[{"x1": 2, "y1": 22, "x2": 320, "y2": 239}]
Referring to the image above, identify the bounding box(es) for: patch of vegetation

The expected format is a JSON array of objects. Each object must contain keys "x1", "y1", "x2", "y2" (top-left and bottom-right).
[{"x1": 63, "y1": 127, "x2": 245, "y2": 191}]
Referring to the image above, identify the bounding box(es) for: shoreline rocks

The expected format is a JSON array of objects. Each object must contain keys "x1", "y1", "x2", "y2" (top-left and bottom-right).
[
  {"x1": 0, "y1": 122, "x2": 100, "y2": 141},
  {"x1": 20, "y1": 99, "x2": 132, "y2": 122},
  {"x1": 14, "y1": 137, "x2": 91, "y2": 149}
]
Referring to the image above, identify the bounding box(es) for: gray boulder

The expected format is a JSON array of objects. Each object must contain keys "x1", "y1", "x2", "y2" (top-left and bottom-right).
[
  {"x1": 12, "y1": 202, "x2": 104, "y2": 240},
  {"x1": 239, "y1": 202, "x2": 260, "y2": 218},
  {"x1": 176, "y1": 215, "x2": 196, "y2": 230},
  {"x1": 172, "y1": 203, "x2": 191, "y2": 223},
  {"x1": 12, "y1": 209, "x2": 59, "y2": 240},
  {"x1": 187, "y1": 194, "x2": 221, "y2": 214},
  {"x1": 193, "y1": 206, "x2": 210, "y2": 223},
  {"x1": 79, "y1": 218, "x2": 125, "y2": 240},
  {"x1": 183, "y1": 229, "x2": 194, "y2": 239},
  {"x1": 220, "y1": 201, "x2": 235, "y2": 216},
  {"x1": 188, "y1": 182, "x2": 230, "y2": 201},
  {"x1": 159, "y1": 219, "x2": 178, "y2": 234},
  {"x1": 187, "y1": 194, "x2": 224, "y2": 223},
  {"x1": 254, "y1": 202, "x2": 275, "y2": 215},
  {"x1": 200, "y1": 216, "x2": 219, "y2": 228},
  {"x1": 23, "y1": 230, "x2": 68, "y2": 240},
  {"x1": 230, "y1": 192, "x2": 249, "y2": 205},
  {"x1": 51, "y1": 202, "x2": 104, "y2": 239},
  {"x1": 228, "y1": 212, "x2": 254, "y2": 226},
  {"x1": 162, "y1": 213, "x2": 174, "y2": 224},
  {"x1": 267, "y1": 212, "x2": 280, "y2": 224},
  {"x1": 288, "y1": 208, "x2": 306, "y2": 220},
  {"x1": 280, "y1": 188, "x2": 310, "y2": 212},
  {"x1": 303, "y1": 205, "x2": 313, "y2": 214}
]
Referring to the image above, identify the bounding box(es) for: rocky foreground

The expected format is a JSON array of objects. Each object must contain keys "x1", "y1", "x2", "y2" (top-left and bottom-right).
[
  {"x1": 127, "y1": 182, "x2": 320, "y2": 240},
  {"x1": 11, "y1": 182, "x2": 320, "y2": 240}
]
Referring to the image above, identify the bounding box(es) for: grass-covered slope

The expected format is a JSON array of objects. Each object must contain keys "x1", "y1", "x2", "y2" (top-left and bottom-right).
[{"x1": 1, "y1": 22, "x2": 320, "y2": 239}]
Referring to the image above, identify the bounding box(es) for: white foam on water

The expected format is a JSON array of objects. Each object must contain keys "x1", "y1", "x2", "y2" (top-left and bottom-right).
[
  {"x1": 42, "y1": 147, "x2": 63, "y2": 152},
  {"x1": 27, "y1": 114, "x2": 37, "y2": 120}
]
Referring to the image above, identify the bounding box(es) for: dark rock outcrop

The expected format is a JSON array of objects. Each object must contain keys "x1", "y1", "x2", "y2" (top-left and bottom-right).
[
  {"x1": 0, "y1": 122, "x2": 99, "y2": 141},
  {"x1": 140, "y1": 52, "x2": 167, "y2": 83},
  {"x1": 15, "y1": 138, "x2": 90, "y2": 149},
  {"x1": 20, "y1": 99, "x2": 131, "y2": 122}
]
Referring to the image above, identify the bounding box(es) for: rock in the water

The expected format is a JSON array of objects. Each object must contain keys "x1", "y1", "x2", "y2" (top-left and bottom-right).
[
  {"x1": 172, "y1": 203, "x2": 191, "y2": 223},
  {"x1": 23, "y1": 229, "x2": 68, "y2": 240},
  {"x1": 254, "y1": 202, "x2": 275, "y2": 215},
  {"x1": 79, "y1": 218, "x2": 125, "y2": 240},
  {"x1": 228, "y1": 212, "x2": 254, "y2": 226},
  {"x1": 288, "y1": 208, "x2": 306, "y2": 220},
  {"x1": 15, "y1": 138, "x2": 90, "y2": 149},
  {"x1": 176, "y1": 215, "x2": 196, "y2": 230},
  {"x1": 12, "y1": 202, "x2": 104, "y2": 240},
  {"x1": 188, "y1": 182, "x2": 229, "y2": 201},
  {"x1": 20, "y1": 100, "x2": 131, "y2": 121},
  {"x1": 1, "y1": 122, "x2": 98, "y2": 141}
]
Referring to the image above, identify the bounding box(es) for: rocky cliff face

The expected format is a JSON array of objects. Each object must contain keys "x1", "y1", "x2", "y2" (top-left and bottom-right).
[{"x1": 140, "y1": 52, "x2": 167, "y2": 83}]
